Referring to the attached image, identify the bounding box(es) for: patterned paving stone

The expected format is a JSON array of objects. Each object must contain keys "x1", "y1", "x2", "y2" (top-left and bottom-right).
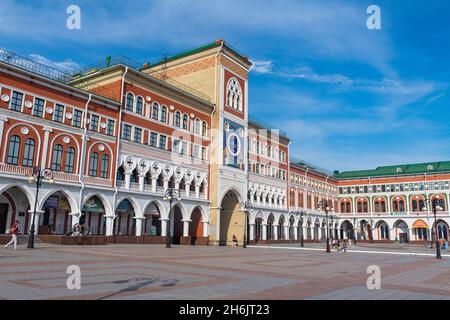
[{"x1": 0, "y1": 243, "x2": 449, "y2": 300}]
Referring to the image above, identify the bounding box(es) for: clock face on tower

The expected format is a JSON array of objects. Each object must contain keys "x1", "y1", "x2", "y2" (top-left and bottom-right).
[{"x1": 223, "y1": 118, "x2": 245, "y2": 170}]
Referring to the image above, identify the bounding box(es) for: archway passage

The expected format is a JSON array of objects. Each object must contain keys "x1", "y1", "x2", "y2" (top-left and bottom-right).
[
  {"x1": 394, "y1": 220, "x2": 409, "y2": 243},
  {"x1": 267, "y1": 214, "x2": 274, "y2": 240},
  {"x1": 435, "y1": 220, "x2": 449, "y2": 241},
  {"x1": 341, "y1": 220, "x2": 354, "y2": 240},
  {"x1": 219, "y1": 190, "x2": 244, "y2": 246},
  {"x1": 143, "y1": 202, "x2": 161, "y2": 236},
  {"x1": 41, "y1": 191, "x2": 72, "y2": 235},
  {"x1": 114, "y1": 199, "x2": 135, "y2": 236},
  {"x1": 81, "y1": 196, "x2": 106, "y2": 235},
  {"x1": 255, "y1": 217, "x2": 263, "y2": 242},
  {"x1": 171, "y1": 205, "x2": 183, "y2": 245},
  {"x1": 189, "y1": 207, "x2": 203, "y2": 245},
  {"x1": 0, "y1": 187, "x2": 31, "y2": 234},
  {"x1": 375, "y1": 220, "x2": 390, "y2": 240}
]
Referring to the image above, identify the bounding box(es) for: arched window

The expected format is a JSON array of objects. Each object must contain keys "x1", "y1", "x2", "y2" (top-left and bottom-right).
[
  {"x1": 89, "y1": 152, "x2": 99, "y2": 176},
  {"x1": 202, "y1": 121, "x2": 207, "y2": 136},
  {"x1": 136, "y1": 96, "x2": 143, "y2": 115},
  {"x1": 175, "y1": 111, "x2": 181, "y2": 127},
  {"x1": 152, "y1": 103, "x2": 159, "y2": 120},
  {"x1": 7, "y1": 135, "x2": 20, "y2": 165},
  {"x1": 182, "y1": 114, "x2": 188, "y2": 130},
  {"x1": 51, "y1": 144, "x2": 63, "y2": 171},
  {"x1": 22, "y1": 138, "x2": 35, "y2": 167},
  {"x1": 412, "y1": 200, "x2": 418, "y2": 212},
  {"x1": 100, "y1": 154, "x2": 109, "y2": 178},
  {"x1": 226, "y1": 78, "x2": 243, "y2": 111},
  {"x1": 195, "y1": 119, "x2": 201, "y2": 135},
  {"x1": 375, "y1": 199, "x2": 386, "y2": 213},
  {"x1": 126, "y1": 93, "x2": 134, "y2": 111},
  {"x1": 160, "y1": 106, "x2": 167, "y2": 123},
  {"x1": 65, "y1": 147, "x2": 76, "y2": 173}
]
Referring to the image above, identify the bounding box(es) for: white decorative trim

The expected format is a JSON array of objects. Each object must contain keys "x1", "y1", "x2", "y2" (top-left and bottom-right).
[
  {"x1": 63, "y1": 136, "x2": 70, "y2": 144},
  {"x1": 24, "y1": 101, "x2": 33, "y2": 109},
  {"x1": 98, "y1": 144, "x2": 105, "y2": 152},
  {"x1": 65, "y1": 112, "x2": 73, "y2": 120},
  {"x1": 46, "y1": 107, "x2": 53, "y2": 114},
  {"x1": 1, "y1": 94, "x2": 10, "y2": 102},
  {"x1": 21, "y1": 127, "x2": 29, "y2": 135}
]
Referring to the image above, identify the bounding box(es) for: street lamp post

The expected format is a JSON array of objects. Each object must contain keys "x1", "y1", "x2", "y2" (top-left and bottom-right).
[
  {"x1": 353, "y1": 217, "x2": 358, "y2": 245},
  {"x1": 163, "y1": 188, "x2": 181, "y2": 248},
  {"x1": 318, "y1": 200, "x2": 333, "y2": 253},
  {"x1": 300, "y1": 212, "x2": 305, "y2": 247},
  {"x1": 423, "y1": 195, "x2": 443, "y2": 259},
  {"x1": 27, "y1": 167, "x2": 55, "y2": 249},
  {"x1": 240, "y1": 201, "x2": 253, "y2": 248}
]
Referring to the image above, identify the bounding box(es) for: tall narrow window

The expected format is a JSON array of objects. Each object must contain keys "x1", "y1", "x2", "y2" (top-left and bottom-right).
[
  {"x1": 136, "y1": 96, "x2": 143, "y2": 114},
  {"x1": 33, "y1": 98, "x2": 45, "y2": 117},
  {"x1": 175, "y1": 111, "x2": 181, "y2": 127},
  {"x1": 100, "y1": 155, "x2": 109, "y2": 178},
  {"x1": 134, "y1": 128, "x2": 142, "y2": 143},
  {"x1": 10, "y1": 91, "x2": 23, "y2": 112},
  {"x1": 106, "y1": 119, "x2": 115, "y2": 136},
  {"x1": 126, "y1": 93, "x2": 134, "y2": 111},
  {"x1": 182, "y1": 114, "x2": 188, "y2": 130},
  {"x1": 226, "y1": 78, "x2": 243, "y2": 111},
  {"x1": 202, "y1": 121, "x2": 207, "y2": 136},
  {"x1": 54, "y1": 104, "x2": 64, "y2": 122},
  {"x1": 89, "y1": 152, "x2": 99, "y2": 176},
  {"x1": 152, "y1": 103, "x2": 159, "y2": 120},
  {"x1": 122, "y1": 124, "x2": 132, "y2": 140},
  {"x1": 65, "y1": 147, "x2": 75, "y2": 173},
  {"x1": 51, "y1": 144, "x2": 63, "y2": 171},
  {"x1": 90, "y1": 115, "x2": 99, "y2": 132},
  {"x1": 195, "y1": 119, "x2": 201, "y2": 135},
  {"x1": 72, "y1": 110, "x2": 82, "y2": 127},
  {"x1": 7, "y1": 135, "x2": 20, "y2": 165},
  {"x1": 149, "y1": 132, "x2": 158, "y2": 147},
  {"x1": 160, "y1": 106, "x2": 167, "y2": 123},
  {"x1": 22, "y1": 138, "x2": 35, "y2": 167},
  {"x1": 159, "y1": 135, "x2": 167, "y2": 150}
]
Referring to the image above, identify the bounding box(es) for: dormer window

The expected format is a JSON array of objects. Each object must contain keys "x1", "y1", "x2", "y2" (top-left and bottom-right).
[
  {"x1": 226, "y1": 77, "x2": 243, "y2": 111},
  {"x1": 427, "y1": 165, "x2": 434, "y2": 171},
  {"x1": 396, "y1": 167, "x2": 403, "y2": 173}
]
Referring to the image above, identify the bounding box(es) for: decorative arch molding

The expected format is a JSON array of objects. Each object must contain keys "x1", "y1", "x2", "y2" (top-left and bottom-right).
[
  {"x1": 81, "y1": 192, "x2": 113, "y2": 217},
  {"x1": 38, "y1": 187, "x2": 79, "y2": 213},
  {"x1": 2, "y1": 123, "x2": 42, "y2": 165},
  {"x1": 115, "y1": 196, "x2": 142, "y2": 218}
]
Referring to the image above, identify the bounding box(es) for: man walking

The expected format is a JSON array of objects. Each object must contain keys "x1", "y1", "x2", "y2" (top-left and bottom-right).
[{"x1": 5, "y1": 220, "x2": 20, "y2": 250}]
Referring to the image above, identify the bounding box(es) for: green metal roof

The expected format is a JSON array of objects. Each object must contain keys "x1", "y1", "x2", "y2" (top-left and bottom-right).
[{"x1": 334, "y1": 161, "x2": 450, "y2": 179}]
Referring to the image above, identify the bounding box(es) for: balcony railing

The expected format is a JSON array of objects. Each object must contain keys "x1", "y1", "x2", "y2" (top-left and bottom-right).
[
  {"x1": 84, "y1": 176, "x2": 113, "y2": 187},
  {"x1": 0, "y1": 163, "x2": 33, "y2": 176}
]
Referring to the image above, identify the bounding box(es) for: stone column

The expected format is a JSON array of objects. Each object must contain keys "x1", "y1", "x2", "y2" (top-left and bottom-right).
[
  {"x1": 284, "y1": 225, "x2": 289, "y2": 240},
  {"x1": 151, "y1": 178, "x2": 157, "y2": 193},
  {"x1": 105, "y1": 215, "x2": 115, "y2": 236},
  {"x1": 389, "y1": 228, "x2": 395, "y2": 241},
  {"x1": 406, "y1": 195, "x2": 410, "y2": 214},
  {"x1": 182, "y1": 220, "x2": 190, "y2": 237},
  {"x1": 138, "y1": 175, "x2": 145, "y2": 192},
  {"x1": 160, "y1": 218, "x2": 169, "y2": 237},
  {"x1": 134, "y1": 217, "x2": 145, "y2": 236},
  {"x1": 69, "y1": 212, "x2": 80, "y2": 227},
  {"x1": 202, "y1": 221, "x2": 209, "y2": 237},
  {"x1": 28, "y1": 210, "x2": 44, "y2": 233},
  {"x1": 195, "y1": 185, "x2": 200, "y2": 199},
  {"x1": 249, "y1": 223, "x2": 255, "y2": 241},
  {"x1": 294, "y1": 226, "x2": 298, "y2": 240},
  {"x1": 273, "y1": 224, "x2": 278, "y2": 240},
  {"x1": 185, "y1": 184, "x2": 190, "y2": 198},
  {"x1": 125, "y1": 173, "x2": 131, "y2": 189},
  {"x1": 262, "y1": 224, "x2": 267, "y2": 240},
  {"x1": 446, "y1": 193, "x2": 450, "y2": 213},
  {"x1": 163, "y1": 179, "x2": 169, "y2": 193}
]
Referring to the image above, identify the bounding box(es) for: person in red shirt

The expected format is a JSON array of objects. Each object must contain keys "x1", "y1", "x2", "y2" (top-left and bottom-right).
[{"x1": 4, "y1": 220, "x2": 20, "y2": 250}]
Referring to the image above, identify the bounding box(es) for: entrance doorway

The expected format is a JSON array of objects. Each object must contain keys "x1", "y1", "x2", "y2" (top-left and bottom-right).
[
  {"x1": 219, "y1": 190, "x2": 243, "y2": 246},
  {"x1": 0, "y1": 203, "x2": 9, "y2": 234}
]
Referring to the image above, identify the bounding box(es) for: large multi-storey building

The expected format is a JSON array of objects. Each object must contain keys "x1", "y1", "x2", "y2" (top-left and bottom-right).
[{"x1": 0, "y1": 41, "x2": 448, "y2": 246}]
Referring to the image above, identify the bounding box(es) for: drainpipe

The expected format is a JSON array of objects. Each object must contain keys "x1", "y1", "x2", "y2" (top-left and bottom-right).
[{"x1": 77, "y1": 93, "x2": 92, "y2": 220}]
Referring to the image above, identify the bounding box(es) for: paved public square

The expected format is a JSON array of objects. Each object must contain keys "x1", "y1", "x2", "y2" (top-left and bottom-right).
[{"x1": 1, "y1": 242, "x2": 450, "y2": 300}]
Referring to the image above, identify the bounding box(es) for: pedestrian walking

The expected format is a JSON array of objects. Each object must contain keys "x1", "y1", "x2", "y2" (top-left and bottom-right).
[
  {"x1": 232, "y1": 234, "x2": 238, "y2": 247},
  {"x1": 4, "y1": 220, "x2": 20, "y2": 251},
  {"x1": 342, "y1": 240, "x2": 347, "y2": 253}
]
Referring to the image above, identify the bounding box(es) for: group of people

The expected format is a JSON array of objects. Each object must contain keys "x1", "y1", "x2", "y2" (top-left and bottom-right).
[{"x1": 330, "y1": 239, "x2": 351, "y2": 252}]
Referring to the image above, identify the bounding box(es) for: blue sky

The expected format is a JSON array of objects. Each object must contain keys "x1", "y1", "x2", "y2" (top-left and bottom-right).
[{"x1": 1, "y1": 0, "x2": 449, "y2": 171}]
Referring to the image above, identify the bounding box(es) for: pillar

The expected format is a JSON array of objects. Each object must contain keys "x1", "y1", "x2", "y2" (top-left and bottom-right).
[
  {"x1": 0, "y1": 116, "x2": 7, "y2": 151},
  {"x1": 294, "y1": 226, "x2": 298, "y2": 240},
  {"x1": 163, "y1": 179, "x2": 169, "y2": 192},
  {"x1": 262, "y1": 224, "x2": 267, "y2": 240},
  {"x1": 284, "y1": 225, "x2": 289, "y2": 240},
  {"x1": 202, "y1": 221, "x2": 209, "y2": 237},
  {"x1": 105, "y1": 215, "x2": 115, "y2": 236},
  {"x1": 182, "y1": 220, "x2": 190, "y2": 237},
  {"x1": 161, "y1": 218, "x2": 169, "y2": 236},
  {"x1": 134, "y1": 217, "x2": 145, "y2": 236},
  {"x1": 407, "y1": 228, "x2": 413, "y2": 242},
  {"x1": 273, "y1": 224, "x2": 278, "y2": 240},
  {"x1": 249, "y1": 223, "x2": 255, "y2": 241},
  {"x1": 125, "y1": 173, "x2": 131, "y2": 189},
  {"x1": 28, "y1": 210, "x2": 44, "y2": 233},
  {"x1": 195, "y1": 185, "x2": 200, "y2": 199},
  {"x1": 446, "y1": 193, "x2": 450, "y2": 212},
  {"x1": 185, "y1": 184, "x2": 190, "y2": 198},
  {"x1": 389, "y1": 228, "x2": 395, "y2": 241},
  {"x1": 69, "y1": 212, "x2": 80, "y2": 227},
  {"x1": 139, "y1": 175, "x2": 145, "y2": 192}
]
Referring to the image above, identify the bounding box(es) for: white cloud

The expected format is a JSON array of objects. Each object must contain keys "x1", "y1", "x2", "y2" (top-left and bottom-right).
[
  {"x1": 251, "y1": 60, "x2": 273, "y2": 74},
  {"x1": 29, "y1": 54, "x2": 80, "y2": 72}
]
